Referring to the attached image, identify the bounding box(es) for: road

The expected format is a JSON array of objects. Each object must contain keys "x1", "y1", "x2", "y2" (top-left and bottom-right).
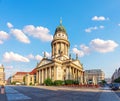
[
  {"x1": 1, "y1": 86, "x2": 120, "y2": 101},
  {"x1": 5, "y1": 85, "x2": 101, "y2": 101}
]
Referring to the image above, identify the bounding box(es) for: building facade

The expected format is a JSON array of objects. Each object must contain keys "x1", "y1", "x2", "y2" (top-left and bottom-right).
[
  {"x1": 0, "y1": 64, "x2": 5, "y2": 85},
  {"x1": 25, "y1": 68, "x2": 37, "y2": 86},
  {"x1": 11, "y1": 72, "x2": 28, "y2": 84},
  {"x1": 36, "y1": 21, "x2": 84, "y2": 84},
  {"x1": 84, "y1": 69, "x2": 105, "y2": 85},
  {"x1": 111, "y1": 67, "x2": 120, "y2": 82}
]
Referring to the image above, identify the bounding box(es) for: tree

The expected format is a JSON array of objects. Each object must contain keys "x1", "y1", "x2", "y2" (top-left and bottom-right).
[
  {"x1": 114, "y1": 77, "x2": 120, "y2": 83},
  {"x1": 44, "y1": 78, "x2": 53, "y2": 86}
]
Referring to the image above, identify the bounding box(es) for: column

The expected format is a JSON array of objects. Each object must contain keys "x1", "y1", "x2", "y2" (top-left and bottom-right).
[
  {"x1": 61, "y1": 42, "x2": 63, "y2": 53},
  {"x1": 42, "y1": 69, "x2": 44, "y2": 84},
  {"x1": 53, "y1": 44, "x2": 55, "y2": 56},
  {"x1": 49, "y1": 67, "x2": 51, "y2": 79},
  {"x1": 66, "y1": 67, "x2": 68, "y2": 80},
  {"x1": 65, "y1": 44, "x2": 67, "y2": 56},
  {"x1": 40, "y1": 69, "x2": 42, "y2": 84},
  {"x1": 64, "y1": 43, "x2": 65, "y2": 55},
  {"x1": 38, "y1": 70, "x2": 40, "y2": 84},
  {"x1": 54, "y1": 66, "x2": 56, "y2": 81},
  {"x1": 71, "y1": 67, "x2": 73, "y2": 80},
  {"x1": 72, "y1": 67, "x2": 74, "y2": 80},
  {"x1": 69, "y1": 66, "x2": 71, "y2": 80},
  {"x1": 78, "y1": 70, "x2": 80, "y2": 82},
  {"x1": 80, "y1": 71, "x2": 83, "y2": 84},
  {"x1": 36, "y1": 70, "x2": 38, "y2": 83},
  {"x1": 56, "y1": 43, "x2": 58, "y2": 55},
  {"x1": 77, "y1": 70, "x2": 78, "y2": 81},
  {"x1": 45, "y1": 68, "x2": 47, "y2": 79}
]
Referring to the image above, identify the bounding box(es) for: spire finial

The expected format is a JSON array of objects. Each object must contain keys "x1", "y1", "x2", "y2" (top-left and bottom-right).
[{"x1": 60, "y1": 17, "x2": 62, "y2": 25}]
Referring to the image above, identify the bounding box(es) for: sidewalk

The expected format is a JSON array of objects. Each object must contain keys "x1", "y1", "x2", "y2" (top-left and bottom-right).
[{"x1": 99, "y1": 87, "x2": 120, "y2": 101}]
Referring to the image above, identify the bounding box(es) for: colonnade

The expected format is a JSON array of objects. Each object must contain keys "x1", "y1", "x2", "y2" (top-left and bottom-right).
[
  {"x1": 52, "y1": 42, "x2": 69, "y2": 56},
  {"x1": 36, "y1": 66, "x2": 84, "y2": 84},
  {"x1": 36, "y1": 66, "x2": 55, "y2": 84},
  {"x1": 66, "y1": 67, "x2": 83, "y2": 83}
]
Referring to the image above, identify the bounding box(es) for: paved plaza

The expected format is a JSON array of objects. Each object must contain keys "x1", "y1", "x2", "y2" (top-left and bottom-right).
[{"x1": 0, "y1": 86, "x2": 120, "y2": 101}]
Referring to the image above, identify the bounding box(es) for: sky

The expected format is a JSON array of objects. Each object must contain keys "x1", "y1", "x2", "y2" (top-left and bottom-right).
[{"x1": 0, "y1": 0, "x2": 120, "y2": 79}]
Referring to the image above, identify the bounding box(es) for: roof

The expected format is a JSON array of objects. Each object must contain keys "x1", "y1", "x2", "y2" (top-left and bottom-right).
[
  {"x1": 29, "y1": 68, "x2": 37, "y2": 75},
  {"x1": 15, "y1": 72, "x2": 29, "y2": 75},
  {"x1": 55, "y1": 25, "x2": 66, "y2": 33},
  {"x1": 54, "y1": 22, "x2": 68, "y2": 37}
]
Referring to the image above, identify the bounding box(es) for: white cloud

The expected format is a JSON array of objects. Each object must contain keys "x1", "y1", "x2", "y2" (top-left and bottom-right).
[
  {"x1": 35, "y1": 55, "x2": 43, "y2": 61},
  {"x1": 3, "y1": 51, "x2": 29, "y2": 62},
  {"x1": 118, "y1": 24, "x2": 120, "y2": 26},
  {"x1": 85, "y1": 26, "x2": 98, "y2": 33},
  {"x1": 0, "y1": 40, "x2": 3, "y2": 44},
  {"x1": 42, "y1": 52, "x2": 51, "y2": 58},
  {"x1": 0, "y1": 31, "x2": 9, "y2": 44},
  {"x1": 90, "y1": 38, "x2": 118, "y2": 53},
  {"x1": 5, "y1": 65, "x2": 13, "y2": 69},
  {"x1": 23, "y1": 25, "x2": 53, "y2": 42},
  {"x1": 92, "y1": 16, "x2": 109, "y2": 21},
  {"x1": 80, "y1": 44, "x2": 90, "y2": 54},
  {"x1": 7, "y1": 22, "x2": 13, "y2": 28},
  {"x1": 11, "y1": 29, "x2": 30, "y2": 44},
  {"x1": 27, "y1": 54, "x2": 34, "y2": 59},
  {"x1": 72, "y1": 39, "x2": 118, "y2": 57},
  {"x1": 99, "y1": 25, "x2": 104, "y2": 29},
  {"x1": 0, "y1": 31, "x2": 9, "y2": 39},
  {"x1": 72, "y1": 48, "x2": 84, "y2": 57},
  {"x1": 27, "y1": 54, "x2": 43, "y2": 61},
  {"x1": 85, "y1": 26, "x2": 104, "y2": 33}
]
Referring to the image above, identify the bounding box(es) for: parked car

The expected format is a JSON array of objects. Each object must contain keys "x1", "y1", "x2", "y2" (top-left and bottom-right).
[
  {"x1": 111, "y1": 83, "x2": 120, "y2": 90},
  {"x1": 16, "y1": 82, "x2": 21, "y2": 86}
]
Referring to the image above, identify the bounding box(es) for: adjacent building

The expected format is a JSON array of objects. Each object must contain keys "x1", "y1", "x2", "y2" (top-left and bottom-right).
[
  {"x1": 25, "y1": 68, "x2": 37, "y2": 85},
  {"x1": 36, "y1": 21, "x2": 84, "y2": 84},
  {"x1": 0, "y1": 64, "x2": 5, "y2": 85},
  {"x1": 84, "y1": 69, "x2": 105, "y2": 85},
  {"x1": 11, "y1": 72, "x2": 28, "y2": 84},
  {"x1": 111, "y1": 67, "x2": 120, "y2": 82}
]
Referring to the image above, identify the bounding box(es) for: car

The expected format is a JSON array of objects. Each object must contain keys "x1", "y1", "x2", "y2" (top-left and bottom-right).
[
  {"x1": 111, "y1": 83, "x2": 120, "y2": 90},
  {"x1": 16, "y1": 82, "x2": 21, "y2": 86}
]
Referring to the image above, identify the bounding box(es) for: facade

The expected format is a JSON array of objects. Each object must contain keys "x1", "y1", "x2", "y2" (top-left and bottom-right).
[
  {"x1": 84, "y1": 69, "x2": 105, "y2": 85},
  {"x1": 36, "y1": 21, "x2": 84, "y2": 84},
  {"x1": 0, "y1": 64, "x2": 5, "y2": 85},
  {"x1": 111, "y1": 67, "x2": 120, "y2": 82},
  {"x1": 11, "y1": 72, "x2": 28, "y2": 84},
  {"x1": 25, "y1": 68, "x2": 37, "y2": 86}
]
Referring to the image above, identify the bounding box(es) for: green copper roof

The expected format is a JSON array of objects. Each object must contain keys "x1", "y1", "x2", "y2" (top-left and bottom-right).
[{"x1": 55, "y1": 25, "x2": 66, "y2": 34}]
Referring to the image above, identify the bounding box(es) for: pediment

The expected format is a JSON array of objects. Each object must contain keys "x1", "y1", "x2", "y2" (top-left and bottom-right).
[
  {"x1": 38, "y1": 58, "x2": 52, "y2": 67},
  {"x1": 72, "y1": 60, "x2": 83, "y2": 67}
]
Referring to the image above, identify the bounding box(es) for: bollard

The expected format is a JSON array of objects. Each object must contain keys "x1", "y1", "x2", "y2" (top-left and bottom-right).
[{"x1": 1, "y1": 85, "x2": 5, "y2": 94}]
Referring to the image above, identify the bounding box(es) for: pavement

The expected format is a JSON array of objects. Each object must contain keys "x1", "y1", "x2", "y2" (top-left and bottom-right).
[
  {"x1": 99, "y1": 87, "x2": 120, "y2": 101},
  {"x1": 0, "y1": 86, "x2": 120, "y2": 101},
  {"x1": 0, "y1": 87, "x2": 7, "y2": 101}
]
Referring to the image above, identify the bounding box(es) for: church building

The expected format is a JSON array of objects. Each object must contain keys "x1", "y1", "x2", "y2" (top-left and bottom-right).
[{"x1": 36, "y1": 21, "x2": 84, "y2": 84}]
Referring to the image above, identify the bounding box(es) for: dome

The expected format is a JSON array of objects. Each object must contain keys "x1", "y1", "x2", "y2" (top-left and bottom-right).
[
  {"x1": 54, "y1": 24, "x2": 68, "y2": 38},
  {"x1": 55, "y1": 25, "x2": 66, "y2": 34}
]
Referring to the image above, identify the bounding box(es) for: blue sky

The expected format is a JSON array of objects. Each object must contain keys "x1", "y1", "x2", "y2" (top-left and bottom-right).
[{"x1": 0, "y1": 0, "x2": 120, "y2": 79}]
